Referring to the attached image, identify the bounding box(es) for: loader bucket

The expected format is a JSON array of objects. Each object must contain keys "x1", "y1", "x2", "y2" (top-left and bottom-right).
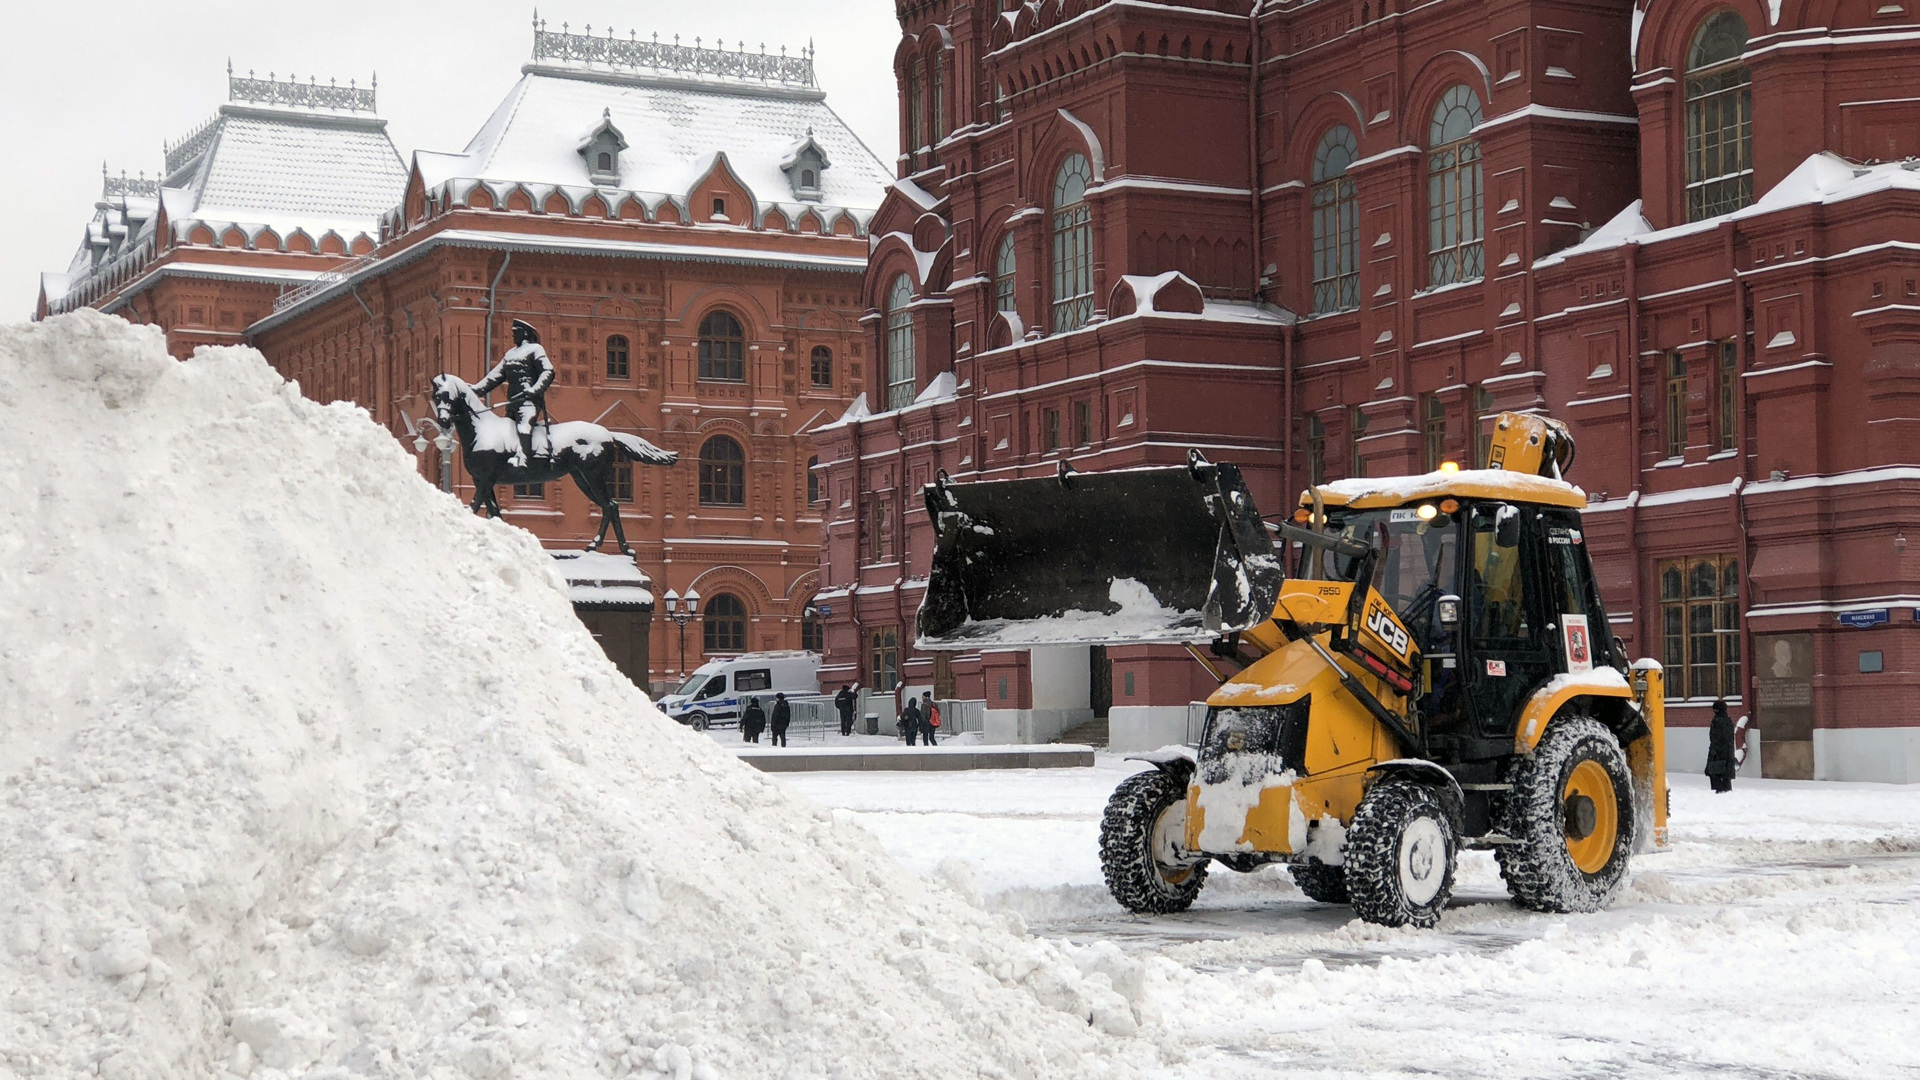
[{"x1": 916, "y1": 458, "x2": 1282, "y2": 649}]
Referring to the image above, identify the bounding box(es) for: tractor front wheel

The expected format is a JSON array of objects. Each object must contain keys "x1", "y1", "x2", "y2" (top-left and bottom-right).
[
  {"x1": 1100, "y1": 770, "x2": 1208, "y2": 914},
  {"x1": 1497, "y1": 715, "x2": 1635, "y2": 913},
  {"x1": 1344, "y1": 781, "x2": 1457, "y2": 928},
  {"x1": 1288, "y1": 863, "x2": 1350, "y2": 904}
]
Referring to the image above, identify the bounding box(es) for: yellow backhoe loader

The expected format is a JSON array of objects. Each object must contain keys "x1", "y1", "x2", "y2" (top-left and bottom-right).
[{"x1": 918, "y1": 413, "x2": 1666, "y2": 927}]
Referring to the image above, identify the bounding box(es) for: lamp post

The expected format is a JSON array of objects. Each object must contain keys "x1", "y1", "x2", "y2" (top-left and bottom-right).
[
  {"x1": 663, "y1": 587, "x2": 701, "y2": 680},
  {"x1": 409, "y1": 416, "x2": 456, "y2": 493}
]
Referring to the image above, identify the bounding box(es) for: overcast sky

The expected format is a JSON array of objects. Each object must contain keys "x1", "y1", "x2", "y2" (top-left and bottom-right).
[{"x1": 0, "y1": 1, "x2": 903, "y2": 321}]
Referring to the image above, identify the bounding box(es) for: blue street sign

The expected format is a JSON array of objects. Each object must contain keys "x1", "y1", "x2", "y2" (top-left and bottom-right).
[
  {"x1": 816, "y1": 605, "x2": 833, "y2": 616},
  {"x1": 1837, "y1": 609, "x2": 1890, "y2": 628}
]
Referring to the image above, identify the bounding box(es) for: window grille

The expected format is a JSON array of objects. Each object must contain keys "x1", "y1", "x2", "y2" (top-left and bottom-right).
[
  {"x1": 699, "y1": 436, "x2": 745, "y2": 506},
  {"x1": 995, "y1": 235, "x2": 1018, "y2": 313},
  {"x1": 1666, "y1": 352, "x2": 1690, "y2": 459},
  {"x1": 810, "y1": 345, "x2": 833, "y2": 388},
  {"x1": 703, "y1": 593, "x2": 747, "y2": 654},
  {"x1": 1685, "y1": 12, "x2": 1753, "y2": 222},
  {"x1": 698, "y1": 311, "x2": 745, "y2": 381},
  {"x1": 605, "y1": 334, "x2": 630, "y2": 380},
  {"x1": 1427, "y1": 86, "x2": 1485, "y2": 287},
  {"x1": 1661, "y1": 555, "x2": 1741, "y2": 699},
  {"x1": 885, "y1": 275, "x2": 916, "y2": 409},
  {"x1": 1715, "y1": 341, "x2": 1739, "y2": 452},
  {"x1": 1311, "y1": 125, "x2": 1360, "y2": 313},
  {"x1": 1051, "y1": 154, "x2": 1094, "y2": 333}
]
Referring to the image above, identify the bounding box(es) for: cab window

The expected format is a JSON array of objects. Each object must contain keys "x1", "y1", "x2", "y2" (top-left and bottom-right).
[
  {"x1": 734, "y1": 668, "x2": 772, "y2": 693},
  {"x1": 698, "y1": 676, "x2": 725, "y2": 699},
  {"x1": 1470, "y1": 503, "x2": 1531, "y2": 641}
]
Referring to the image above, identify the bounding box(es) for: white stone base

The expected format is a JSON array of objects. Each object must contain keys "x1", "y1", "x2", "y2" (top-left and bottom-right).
[
  {"x1": 1664, "y1": 726, "x2": 1761, "y2": 779},
  {"x1": 1108, "y1": 706, "x2": 1194, "y2": 754},
  {"x1": 1814, "y1": 727, "x2": 1920, "y2": 784},
  {"x1": 982, "y1": 707, "x2": 1092, "y2": 745}
]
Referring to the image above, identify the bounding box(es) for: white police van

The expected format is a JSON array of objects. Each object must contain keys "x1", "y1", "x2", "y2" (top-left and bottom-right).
[{"x1": 657, "y1": 651, "x2": 824, "y2": 730}]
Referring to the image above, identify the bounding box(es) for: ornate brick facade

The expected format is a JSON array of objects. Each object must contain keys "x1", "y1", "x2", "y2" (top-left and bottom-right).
[{"x1": 817, "y1": 0, "x2": 1920, "y2": 780}]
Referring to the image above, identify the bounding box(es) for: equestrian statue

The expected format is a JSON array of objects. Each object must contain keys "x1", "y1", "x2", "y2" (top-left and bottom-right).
[{"x1": 431, "y1": 319, "x2": 678, "y2": 557}]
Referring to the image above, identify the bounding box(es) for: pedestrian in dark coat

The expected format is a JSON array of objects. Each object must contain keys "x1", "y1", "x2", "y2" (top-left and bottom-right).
[
  {"x1": 1705, "y1": 698, "x2": 1737, "y2": 793},
  {"x1": 920, "y1": 691, "x2": 940, "y2": 747},
  {"x1": 770, "y1": 693, "x2": 792, "y2": 747},
  {"x1": 741, "y1": 697, "x2": 766, "y2": 744},
  {"x1": 835, "y1": 684, "x2": 857, "y2": 736},
  {"x1": 900, "y1": 699, "x2": 921, "y2": 746}
]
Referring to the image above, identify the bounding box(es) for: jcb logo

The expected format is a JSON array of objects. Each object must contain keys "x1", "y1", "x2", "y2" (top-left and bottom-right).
[{"x1": 1365, "y1": 602, "x2": 1411, "y2": 659}]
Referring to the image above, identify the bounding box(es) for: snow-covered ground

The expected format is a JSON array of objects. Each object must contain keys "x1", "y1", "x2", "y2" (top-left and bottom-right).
[{"x1": 783, "y1": 760, "x2": 1920, "y2": 1078}]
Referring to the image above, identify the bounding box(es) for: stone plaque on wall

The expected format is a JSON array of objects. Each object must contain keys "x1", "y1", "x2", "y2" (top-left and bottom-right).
[{"x1": 1755, "y1": 632, "x2": 1814, "y2": 779}]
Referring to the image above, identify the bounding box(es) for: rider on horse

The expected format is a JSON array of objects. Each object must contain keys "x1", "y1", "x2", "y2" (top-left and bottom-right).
[{"x1": 475, "y1": 319, "x2": 555, "y2": 468}]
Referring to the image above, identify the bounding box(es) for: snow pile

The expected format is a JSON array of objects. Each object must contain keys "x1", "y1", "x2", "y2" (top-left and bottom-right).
[{"x1": 0, "y1": 312, "x2": 1146, "y2": 1080}]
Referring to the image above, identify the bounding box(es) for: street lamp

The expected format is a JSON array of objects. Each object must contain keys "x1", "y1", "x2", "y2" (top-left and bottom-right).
[
  {"x1": 407, "y1": 415, "x2": 456, "y2": 493},
  {"x1": 663, "y1": 587, "x2": 701, "y2": 680}
]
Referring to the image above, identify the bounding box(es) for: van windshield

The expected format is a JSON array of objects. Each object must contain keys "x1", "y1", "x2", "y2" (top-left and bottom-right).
[{"x1": 674, "y1": 671, "x2": 717, "y2": 698}]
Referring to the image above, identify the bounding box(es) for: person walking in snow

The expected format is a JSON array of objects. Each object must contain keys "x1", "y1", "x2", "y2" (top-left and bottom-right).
[
  {"x1": 1706, "y1": 699, "x2": 1737, "y2": 793},
  {"x1": 474, "y1": 319, "x2": 555, "y2": 468},
  {"x1": 769, "y1": 693, "x2": 792, "y2": 747},
  {"x1": 741, "y1": 696, "x2": 766, "y2": 744},
  {"x1": 835, "y1": 684, "x2": 858, "y2": 736},
  {"x1": 900, "y1": 698, "x2": 921, "y2": 746},
  {"x1": 920, "y1": 692, "x2": 940, "y2": 747}
]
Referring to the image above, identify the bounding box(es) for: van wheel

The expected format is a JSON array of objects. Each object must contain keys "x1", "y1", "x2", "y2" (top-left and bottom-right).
[
  {"x1": 687, "y1": 712, "x2": 710, "y2": 732},
  {"x1": 1497, "y1": 715, "x2": 1634, "y2": 913},
  {"x1": 1344, "y1": 780, "x2": 1456, "y2": 928},
  {"x1": 1100, "y1": 770, "x2": 1208, "y2": 914}
]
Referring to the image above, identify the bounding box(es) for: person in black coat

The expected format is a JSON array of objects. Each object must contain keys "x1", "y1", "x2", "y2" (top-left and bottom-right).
[
  {"x1": 741, "y1": 697, "x2": 766, "y2": 744},
  {"x1": 770, "y1": 693, "x2": 792, "y2": 747},
  {"x1": 900, "y1": 698, "x2": 921, "y2": 746},
  {"x1": 1705, "y1": 699, "x2": 1737, "y2": 793},
  {"x1": 835, "y1": 684, "x2": 857, "y2": 737}
]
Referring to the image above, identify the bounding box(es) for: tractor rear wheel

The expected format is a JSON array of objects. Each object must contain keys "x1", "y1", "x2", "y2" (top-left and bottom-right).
[
  {"x1": 1497, "y1": 715, "x2": 1635, "y2": 913},
  {"x1": 1343, "y1": 781, "x2": 1456, "y2": 928},
  {"x1": 1288, "y1": 863, "x2": 1350, "y2": 904},
  {"x1": 1100, "y1": 769, "x2": 1208, "y2": 914}
]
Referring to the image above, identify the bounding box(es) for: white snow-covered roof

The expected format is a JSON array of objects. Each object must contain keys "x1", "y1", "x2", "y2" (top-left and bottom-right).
[
  {"x1": 435, "y1": 68, "x2": 890, "y2": 214},
  {"x1": 185, "y1": 108, "x2": 407, "y2": 234},
  {"x1": 553, "y1": 551, "x2": 654, "y2": 608},
  {"x1": 1539, "y1": 154, "x2": 1920, "y2": 268}
]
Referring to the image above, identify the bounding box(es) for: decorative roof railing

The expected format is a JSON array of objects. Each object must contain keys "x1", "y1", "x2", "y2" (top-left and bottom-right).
[
  {"x1": 531, "y1": 18, "x2": 816, "y2": 87},
  {"x1": 274, "y1": 247, "x2": 381, "y2": 313},
  {"x1": 102, "y1": 167, "x2": 160, "y2": 200},
  {"x1": 227, "y1": 65, "x2": 378, "y2": 114},
  {"x1": 53, "y1": 236, "x2": 155, "y2": 315},
  {"x1": 165, "y1": 115, "x2": 219, "y2": 176}
]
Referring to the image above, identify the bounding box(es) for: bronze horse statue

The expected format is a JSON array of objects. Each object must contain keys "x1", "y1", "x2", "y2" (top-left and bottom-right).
[{"x1": 430, "y1": 373, "x2": 677, "y2": 556}]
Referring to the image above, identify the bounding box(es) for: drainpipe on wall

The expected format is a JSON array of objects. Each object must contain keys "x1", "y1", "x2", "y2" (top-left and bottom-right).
[
  {"x1": 1729, "y1": 222, "x2": 1757, "y2": 726},
  {"x1": 1247, "y1": 3, "x2": 1265, "y2": 301},
  {"x1": 350, "y1": 282, "x2": 382, "y2": 431},
  {"x1": 482, "y1": 250, "x2": 514, "y2": 375},
  {"x1": 892, "y1": 407, "x2": 909, "y2": 719},
  {"x1": 1622, "y1": 240, "x2": 1644, "y2": 653}
]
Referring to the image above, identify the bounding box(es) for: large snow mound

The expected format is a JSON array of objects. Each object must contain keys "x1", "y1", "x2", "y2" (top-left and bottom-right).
[{"x1": 0, "y1": 312, "x2": 1144, "y2": 1080}]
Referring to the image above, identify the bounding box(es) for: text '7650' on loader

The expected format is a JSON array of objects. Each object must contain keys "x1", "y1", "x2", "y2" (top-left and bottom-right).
[{"x1": 916, "y1": 413, "x2": 1667, "y2": 928}]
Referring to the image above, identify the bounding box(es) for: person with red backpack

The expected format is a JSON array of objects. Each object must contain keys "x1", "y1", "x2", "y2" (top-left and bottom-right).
[{"x1": 920, "y1": 691, "x2": 941, "y2": 747}]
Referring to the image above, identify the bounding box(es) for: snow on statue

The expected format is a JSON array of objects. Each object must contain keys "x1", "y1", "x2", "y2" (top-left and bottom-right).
[{"x1": 431, "y1": 319, "x2": 678, "y2": 556}]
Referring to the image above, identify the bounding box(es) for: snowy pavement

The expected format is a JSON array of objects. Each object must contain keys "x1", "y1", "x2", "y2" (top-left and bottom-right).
[{"x1": 780, "y1": 759, "x2": 1920, "y2": 1079}]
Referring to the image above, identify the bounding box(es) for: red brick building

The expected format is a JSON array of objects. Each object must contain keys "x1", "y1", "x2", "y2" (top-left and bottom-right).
[
  {"x1": 815, "y1": 0, "x2": 1920, "y2": 781},
  {"x1": 41, "y1": 26, "x2": 892, "y2": 693}
]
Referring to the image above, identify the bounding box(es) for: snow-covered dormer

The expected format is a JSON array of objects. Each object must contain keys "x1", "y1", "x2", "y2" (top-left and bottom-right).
[
  {"x1": 578, "y1": 109, "x2": 629, "y2": 187},
  {"x1": 781, "y1": 131, "x2": 831, "y2": 202}
]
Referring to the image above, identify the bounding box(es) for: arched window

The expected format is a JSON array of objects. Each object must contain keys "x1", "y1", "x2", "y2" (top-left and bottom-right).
[
  {"x1": 1311, "y1": 125, "x2": 1360, "y2": 313},
  {"x1": 801, "y1": 602, "x2": 823, "y2": 653},
  {"x1": 908, "y1": 59, "x2": 927, "y2": 156},
  {"x1": 885, "y1": 275, "x2": 916, "y2": 410},
  {"x1": 1051, "y1": 153, "x2": 1094, "y2": 333},
  {"x1": 1427, "y1": 86, "x2": 1485, "y2": 288},
  {"x1": 597, "y1": 151, "x2": 613, "y2": 172},
  {"x1": 698, "y1": 436, "x2": 745, "y2": 506},
  {"x1": 994, "y1": 234, "x2": 1018, "y2": 313},
  {"x1": 807, "y1": 456, "x2": 822, "y2": 505},
  {"x1": 810, "y1": 345, "x2": 833, "y2": 388},
  {"x1": 801, "y1": 169, "x2": 816, "y2": 187},
  {"x1": 1685, "y1": 11, "x2": 1753, "y2": 222},
  {"x1": 702, "y1": 593, "x2": 747, "y2": 654},
  {"x1": 605, "y1": 334, "x2": 630, "y2": 380},
  {"x1": 698, "y1": 311, "x2": 745, "y2": 381}
]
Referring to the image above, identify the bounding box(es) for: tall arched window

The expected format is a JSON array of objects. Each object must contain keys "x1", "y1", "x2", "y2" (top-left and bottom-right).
[
  {"x1": 697, "y1": 311, "x2": 745, "y2": 381},
  {"x1": 1427, "y1": 85, "x2": 1484, "y2": 287},
  {"x1": 702, "y1": 593, "x2": 747, "y2": 654},
  {"x1": 698, "y1": 436, "x2": 745, "y2": 506},
  {"x1": 801, "y1": 604, "x2": 823, "y2": 653},
  {"x1": 885, "y1": 274, "x2": 916, "y2": 410},
  {"x1": 908, "y1": 59, "x2": 927, "y2": 156},
  {"x1": 605, "y1": 334, "x2": 630, "y2": 380},
  {"x1": 1051, "y1": 153, "x2": 1094, "y2": 333},
  {"x1": 1685, "y1": 12, "x2": 1753, "y2": 222},
  {"x1": 995, "y1": 234, "x2": 1018, "y2": 314},
  {"x1": 1311, "y1": 125, "x2": 1360, "y2": 313},
  {"x1": 810, "y1": 345, "x2": 833, "y2": 388},
  {"x1": 806, "y1": 456, "x2": 822, "y2": 505},
  {"x1": 932, "y1": 55, "x2": 948, "y2": 144}
]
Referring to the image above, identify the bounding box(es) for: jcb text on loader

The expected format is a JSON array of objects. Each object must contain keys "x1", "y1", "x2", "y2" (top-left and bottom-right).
[{"x1": 918, "y1": 413, "x2": 1667, "y2": 927}]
